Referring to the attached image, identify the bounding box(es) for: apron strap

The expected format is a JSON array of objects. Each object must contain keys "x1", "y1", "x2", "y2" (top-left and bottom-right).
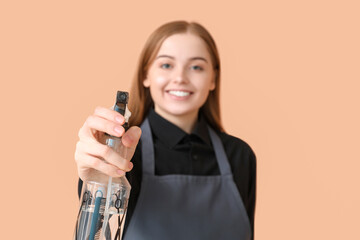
[
  {"x1": 140, "y1": 118, "x2": 155, "y2": 175},
  {"x1": 207, "y1": 126, "x2": 232, "y2": 176}
]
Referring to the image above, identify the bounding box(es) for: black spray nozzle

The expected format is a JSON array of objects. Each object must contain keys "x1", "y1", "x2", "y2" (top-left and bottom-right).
[
  {"x1": 114, "y1": 91, "x2": 129, "y2": 131},
  {"x1": 117, "y1": 91, "x2": 129, "y2": 104},
  {"x1": 114, "y1": 91, "x2": 129, "y2": 116}
]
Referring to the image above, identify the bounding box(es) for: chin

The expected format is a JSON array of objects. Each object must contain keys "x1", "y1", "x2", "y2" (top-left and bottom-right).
[{"x1": 165, "y1": 108, "x2": 198, "y2": 117}]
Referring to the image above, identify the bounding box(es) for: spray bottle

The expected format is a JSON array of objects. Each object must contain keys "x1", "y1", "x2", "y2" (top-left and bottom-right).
[{"x1": 74, "y1": 91, "x2": 131, "y2": 240}]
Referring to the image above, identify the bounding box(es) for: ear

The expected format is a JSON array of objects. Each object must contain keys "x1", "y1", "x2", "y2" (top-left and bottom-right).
[
  {"x1": 209, "y1": 80, "x2": 216, "y2": 91},
  {"x1": 209, "y1": 74, "x2": 216, "y2": 91},
  {"x1": 143, "y1": 78, "x2": 150, "y2": 88}
]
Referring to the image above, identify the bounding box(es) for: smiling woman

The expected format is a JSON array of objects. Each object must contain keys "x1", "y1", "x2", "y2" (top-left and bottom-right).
[
  {"x1": 128, "y1": 21, "x2": 222, "y2": 133},
  {"x1": 75, "y1": 20, "x2": 256, "y2": 240},
  {"x1": 143, "y1": 33, "x2": 216, "y2": 133}
]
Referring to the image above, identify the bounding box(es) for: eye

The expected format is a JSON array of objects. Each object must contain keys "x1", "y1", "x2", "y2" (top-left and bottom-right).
[
  {"x1": 160, "y1": 63, "x2": 172, "y2": 69},
  {"x1": 191, "y1": 65, "x2": 203, "y2": 71}
]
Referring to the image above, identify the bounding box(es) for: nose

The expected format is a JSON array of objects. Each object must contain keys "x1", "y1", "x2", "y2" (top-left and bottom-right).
[{"x1": 173, "y1": 66, "x2": 188, "y2": 84}]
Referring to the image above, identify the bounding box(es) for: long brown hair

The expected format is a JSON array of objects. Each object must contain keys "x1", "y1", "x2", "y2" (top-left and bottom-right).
[{"x1": 128, "y1": 20, "x2": 224, "y2": 132}]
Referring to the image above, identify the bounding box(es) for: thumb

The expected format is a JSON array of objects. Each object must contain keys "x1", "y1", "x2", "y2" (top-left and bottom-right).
[{"x1": 122, "y1": 126, "x2": 142, "y2": 150}]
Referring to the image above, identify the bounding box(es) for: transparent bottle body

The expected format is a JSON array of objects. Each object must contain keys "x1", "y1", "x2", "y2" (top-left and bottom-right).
[{"x1": 74, "y1": 135, "x2": 131, "y2": 240}]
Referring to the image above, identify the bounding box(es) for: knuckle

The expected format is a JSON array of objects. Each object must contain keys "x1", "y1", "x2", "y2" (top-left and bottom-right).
[
  {"x1": 76, "y1": 141, "x2": 88, "y2": 154},
  {"x1": 75, "y1": 141, "x2": 82, "y2": 150},
  {"x1": 78, "y1": 126, "x2": 86, "y2": 139},
  {"x1": 74, "y1": 150, "x2": 83, "y2": 164},
  {"x1": 74, "y1": 151, "x2": 79, "y2": 162},
  {"x1": 86, "y1": 115, "x2": 95, "y2": 125},
  {"x1": 94, "y1": 106, "x2": 102, "y2": 115}
]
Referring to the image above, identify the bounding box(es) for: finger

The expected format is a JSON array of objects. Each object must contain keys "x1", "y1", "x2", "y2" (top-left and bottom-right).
[
  {"x1": 122, "y1": 126, "x2": 141, "y2": 148},
  {"x1": 77, "y1": 152, "x2": 125, "y2": 178},
  {"x1": 77, "y1": 140, "x2": 133, "y2": 171},
  {"x1": 94, "y1": 106, "x2": 125, "y2": 124},
  {"x1": 121, "y1": 126, "x2": 142, "y2": 160},
  {"x1": 79, "y1": 115, "x2": 125, "y2": 140}
]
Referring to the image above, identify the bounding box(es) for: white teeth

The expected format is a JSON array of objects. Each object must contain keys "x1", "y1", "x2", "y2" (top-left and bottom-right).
[{"x1": 168, "y1": 91, "x2": 190, "y2": 97}]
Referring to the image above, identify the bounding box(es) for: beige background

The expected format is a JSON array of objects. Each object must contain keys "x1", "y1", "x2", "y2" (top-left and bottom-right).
[{"x1": 1, "y1": 0, "x2": 359, "y2": 239}]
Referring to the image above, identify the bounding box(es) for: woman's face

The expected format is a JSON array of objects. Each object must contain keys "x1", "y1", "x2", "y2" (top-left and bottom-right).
[{"x1": 144, "y1": 33, "x2": 215, "y2": 121}]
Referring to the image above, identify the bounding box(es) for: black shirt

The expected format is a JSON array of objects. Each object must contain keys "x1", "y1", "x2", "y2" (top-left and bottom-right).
[{"x1": 78, "y1": 109, "x2": 257, "y2": 238}]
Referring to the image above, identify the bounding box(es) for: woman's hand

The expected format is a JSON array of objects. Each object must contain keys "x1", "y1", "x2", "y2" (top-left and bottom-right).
[{"x1": 74, "y1": 106, "x2": 141, "y2": 181}]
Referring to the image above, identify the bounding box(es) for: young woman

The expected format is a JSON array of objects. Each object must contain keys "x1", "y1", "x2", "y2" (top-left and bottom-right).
[{"x1": 75, "y1": 21, "x2": 256, "y2": 240}]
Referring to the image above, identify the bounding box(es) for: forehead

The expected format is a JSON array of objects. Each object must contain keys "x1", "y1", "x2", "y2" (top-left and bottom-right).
[{"x1": 157, "y1": 33, "x2": 210, "y2": 59}]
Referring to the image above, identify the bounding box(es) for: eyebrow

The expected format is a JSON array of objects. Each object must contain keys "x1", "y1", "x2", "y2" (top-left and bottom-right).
[{"x1": 156, "y1": 55, "x2": 208, "y2": 63}]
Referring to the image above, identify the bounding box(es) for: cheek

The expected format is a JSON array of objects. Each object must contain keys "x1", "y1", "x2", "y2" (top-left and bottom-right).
[
  {"x1": 194, "y1": 74, "x2": 214, "y2": 90},
  {"x1": 149, "y1": 75, "x2": 168, "y2": 102},
  {"x1": 148, "y1": 72, "x2": 168, "y2": 89}
]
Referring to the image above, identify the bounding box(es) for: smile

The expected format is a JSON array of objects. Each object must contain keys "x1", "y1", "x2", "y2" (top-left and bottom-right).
[{"x1": 168, "y1": 90, "x2": 191, "y2": 97}]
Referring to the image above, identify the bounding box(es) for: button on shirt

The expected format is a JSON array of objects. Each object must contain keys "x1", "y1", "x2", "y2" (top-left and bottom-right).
[{"x1": 78, "y1": 108, "x2": 257, "y2": 239}]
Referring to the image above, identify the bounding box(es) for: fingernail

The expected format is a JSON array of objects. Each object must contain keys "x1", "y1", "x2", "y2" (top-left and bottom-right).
[
  {"x1": 128, "y1": 162, "x2": 133, "y2": 170},
  {"x1": 115, "y1": 115, "x2": 124, "y2": 123},
  {"x1": 114, "y1": 126, "x2": 123, "y2": 134},
  {"x1": 135, "y1": 127, "x2": 142, "y2": 137},
  {"x1": 117, "y1": 169, "x2": 125, "y2": 176}
]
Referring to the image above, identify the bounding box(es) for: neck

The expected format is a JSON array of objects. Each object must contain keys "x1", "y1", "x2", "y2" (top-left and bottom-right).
[{"x1": 154, "y1": 109, "x2": 198, "y2": 134}]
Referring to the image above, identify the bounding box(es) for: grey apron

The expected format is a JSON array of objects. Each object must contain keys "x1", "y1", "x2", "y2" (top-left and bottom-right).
[{"x1": 124, "y1": 118, "x2": 252, "y2": 240}]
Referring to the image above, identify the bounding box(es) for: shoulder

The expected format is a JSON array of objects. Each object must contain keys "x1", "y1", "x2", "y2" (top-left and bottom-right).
[
  {"x1": 216, "y1": 130, "x2": 257, "y2": 168},
  {"x1": 216, "y1": 131, "x2": 257, "y2": 203},
  {"x1": 218, "y1": 131, "x2": 256, "y2": 156}
]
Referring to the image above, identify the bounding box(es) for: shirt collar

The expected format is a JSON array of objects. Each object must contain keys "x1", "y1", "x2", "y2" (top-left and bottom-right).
[
  {"x1": 192, "y1": 113, "x2": 212, "y2": 146},
  {"x1": 147, "y1": 108, "x2": 212, "y2": 148}
]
